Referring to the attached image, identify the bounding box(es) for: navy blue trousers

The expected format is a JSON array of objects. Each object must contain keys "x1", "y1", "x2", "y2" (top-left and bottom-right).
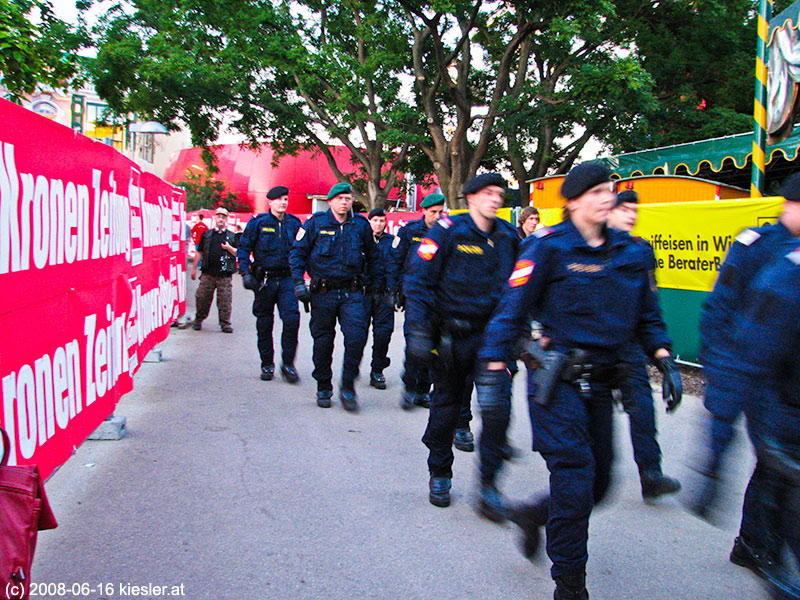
[
  {"x1": 309, "y1": 289, "x2": 368, "y2": 390},
  {"x1": 619, "y1": 345, "x2": 662, "y2": 474},
  {"x1": 252, "y1": 276, "x2": 299, "y2": 367},
  {"x1": 527, "y1": 378, "x2": 614, "y2": 579},
  {"x1": 402, "y1": 317, "x2": 432, "y2": 394},
  {"x1": 364, "y1": 293, "x2": 394, "y2": 373},
  {"x1": 423, "y1": 333, "x2": 480, "y2": 477}
]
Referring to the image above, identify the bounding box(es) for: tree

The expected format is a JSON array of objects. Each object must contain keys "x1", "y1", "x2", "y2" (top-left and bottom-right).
[
  {"x1": 0, "y1": 0, "x2": 86, "y2": 101},
  {"x1": 180, "y1": 167, "x2": 250, "y2": 213},
  {"x1": 87, "y1": 0, "x2": 423, "y2": 208}
]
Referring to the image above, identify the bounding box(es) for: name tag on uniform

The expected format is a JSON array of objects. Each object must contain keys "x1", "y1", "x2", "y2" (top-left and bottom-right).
[
  {"x1": 567, "y1": 262, "x2": 603, "y2": 274},
  {"x1": 262, "y1": 227, "x2": 276, "y2": 233},
  {"x1": 456, "y1": 244, "x2": 484, "y2": 255},
  {"x1": 412, "y1": 236, "x2": 423, "y2": 243},
  {"x1": 320, "y1": 229, "x2": 336, "y2": 236}
]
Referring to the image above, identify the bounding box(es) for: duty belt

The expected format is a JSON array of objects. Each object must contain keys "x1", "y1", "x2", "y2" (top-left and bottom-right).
[
  {"x1": 312, "y1": 278, "x2": 363, "y2": 292},
  {"x1": 265, "y1": 268, "x2": 291, "y2": 278}
]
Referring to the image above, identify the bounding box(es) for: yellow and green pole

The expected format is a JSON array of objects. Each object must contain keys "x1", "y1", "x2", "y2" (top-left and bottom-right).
[{"x1": 751, "y1": 0, "x2": 773, "y2": 197}]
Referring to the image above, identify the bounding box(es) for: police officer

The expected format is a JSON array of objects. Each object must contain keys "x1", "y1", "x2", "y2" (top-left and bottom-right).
[
  {"x1": 477, "y1": 162, "x2": 681, "y2": 600},
  {"x1": 728, "y1": 240, "x2": 800, "y2": 598},
  {"x1": 404, "y1": 173, "x2": 519, "y2": 508},
  {"x1": 606, "y1": 190, "x2": 682, "y2": 500},
  {"x1": 364, "y1": 208, "x2": 397, "y2": 390},
  {"x1": 689, "y1": 172, "x2": 800, "y2": 578},
  {"x1": 392, "y1": 193, "x2": 445, "y2": 409},
  {"x1": 237, "y1": 186, "x2": 302, "y2": 382},
  {"x1": 289, "y1": 182, "x2": 379, "y2": 411}
]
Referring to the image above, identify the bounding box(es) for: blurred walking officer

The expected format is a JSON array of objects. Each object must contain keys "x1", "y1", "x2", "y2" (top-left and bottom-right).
[
  {"x1": 237, "y1": 186, "x2": 302, "y2": 383},
  {"x1": 289, "y1": 182, "x2": 379, "y2": 412},
  {"x1": 392, "y1": 193, "x2": 445, "y2": 409},
  {"x1": 404, "y1": 173, "x2": 518, "y2": 508},
  {"x1": 728, "y1": 240, "x2": 800, "y2": 597},
  {"x1": 478, "y1": 162, "x2": 681, "y2": 600},
  {"x1": 690, "y1": 172, "x2": 800, "y2": 578},
  {"x1": 606, "y1": 190, "x2": 681, "y2": 500},
  {"x1": 364, "y1": 208, "x2": 397, "y2": 390}
]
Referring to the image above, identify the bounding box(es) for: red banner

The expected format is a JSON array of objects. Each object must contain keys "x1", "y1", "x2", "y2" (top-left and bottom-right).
[{"x1": 0, "y1": 99, "x2": 186, "y2": 478}]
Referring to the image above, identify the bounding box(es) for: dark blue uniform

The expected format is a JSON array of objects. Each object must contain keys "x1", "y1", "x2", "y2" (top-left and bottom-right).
[
  {"x1": 693, "y1": 221, "x2": 794, "y2": 542},
  {"x1": 405, "y1": 213, "x2": 519, "y2": 479},
  {"x1": 393, "y1": 218, "x2": 435, "y2": 396},
  {"x1": 479, "y1": 220, "x2": 671, "y2": 580},
  {"x1": 618, "y1": 238, "x2": 667, "y2": 481},
  {"x1": 364, "y1": 231, "x2": 396, "y2": 375},
  {"x1": 237, "y1": 212, "x2": 302, "y2": 370},
  {"x1": 729, "y1": 243, "x2": 800, "y2": 578},
  {"x1": 289, "y1": 209, "x2": 379, "y2": 391}
]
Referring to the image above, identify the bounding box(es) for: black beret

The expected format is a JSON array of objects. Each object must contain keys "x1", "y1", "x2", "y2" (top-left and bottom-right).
[
  {"x1": 560, "y1": 162, "x2": 611, "y2": 200},
  {"x1": 463, "y1": 173, "x2": 506, "y2": 196},
  {"x1": 779, "y1": 172, "x2": 800, "y2": 201},
  {"x1": 267, "y1": 186, "x2": 289, "y2": 199},
  {"x1": 368, "y1": 208, "x2": 385, "y2": 219},
  {"x1": 615, "y1": 190, "x2": 639, "y2": 207}
]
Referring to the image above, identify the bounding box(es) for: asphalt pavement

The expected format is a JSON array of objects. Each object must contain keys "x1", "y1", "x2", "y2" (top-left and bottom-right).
[{"x1": 31, "y1": 273, "x2": 767, "y2": 600}]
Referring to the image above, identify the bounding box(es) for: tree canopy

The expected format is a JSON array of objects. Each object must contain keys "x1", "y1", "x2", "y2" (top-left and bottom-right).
[{"x1": 85, "y1": 0, "x2": 772, "y2": 206}]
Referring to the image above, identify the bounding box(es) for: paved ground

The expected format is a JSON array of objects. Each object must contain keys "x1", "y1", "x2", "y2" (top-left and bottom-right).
[{"x1": 32, "y1": 273, "x2": 767, "y2": 600}]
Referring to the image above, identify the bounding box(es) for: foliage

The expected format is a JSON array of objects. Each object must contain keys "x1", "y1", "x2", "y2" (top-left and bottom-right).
[
  {"x1": 179, "y1": 169, "x2": 249, "y2": 213},
  {"x1": 0, "y1": 0, "x2": 87, "y2": 101}
]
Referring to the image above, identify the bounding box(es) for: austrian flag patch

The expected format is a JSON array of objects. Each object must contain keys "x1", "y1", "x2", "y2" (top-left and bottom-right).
[
  {"x1": 418, "y1": 238, "x2": 439, "y2": 261},
  {"x1": 509, "y1": 259, "x2": 534, "y2": 287}
]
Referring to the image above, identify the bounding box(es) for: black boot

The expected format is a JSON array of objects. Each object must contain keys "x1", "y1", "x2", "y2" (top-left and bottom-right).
[
  {"x1": 260, "y1": 364, "x2": 275, "y2": 381},
  {"x1": 340, "y1": 387, "x2": 360, "y2": 412},
  {"x1": 554, "y1": 573, "x2": 589, "y2": 600},
  {"x1": 280, "y1": 364, "x2": 299, "y2": 383},
  {"x1": 370, "y1": 371, "x2": 387, "y2": 389},
  {"x1": 476, "y1": 480, "x2": 509, "y2": 523},
  {"x1": 429, "y1": 476, "x2": 451, "y2": 507},
  {"x1": 509, "y1": 499, "x2": 548, "y2": 561},
  {"x1": 316, "y1": 389, "x2": 333, "y2": 408},
  {"x1": 640, "y1": 470, "x2": 682, "y2": 500},
  {"x1": 730, "y1": 535, "x2": 777, "y2": 580},
  {"x1": 453, "y1": 428, "x2": 474, "y2": 452}
]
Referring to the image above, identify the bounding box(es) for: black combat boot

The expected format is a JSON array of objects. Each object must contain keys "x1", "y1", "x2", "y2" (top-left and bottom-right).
[
  {"x1": 429, "y1": 476, "x2": 451, "y2": 507},
  {"x1": 453, "y1": 428, "x2": 474, "y2": 452},
  {"x1": 316, "y1": 389, "x2": 333, "y2": 408},
  {"x1": 476, "y1": 480, "x2": 509, "y2": 523},
  {"x1": 400, "y1": 388, "x2": 417, "y2": 410},
  {"x1": 260, "y1": 364, "x2": 275, "y2": 381},
  {"x1": 553, "y1": 573, "x2": 589, "y2": 600},
  {"x1": 509, "y1": 499, "x2": 548, "y2": 561},
  {"x1": 730, "y1": 535, "x2": 777, "y2": 580},
  {"x1": 369, "y1": 371, "x2": 387, "y2": 389},
  {"x1": 280, "y1": 364, "x2": 299, "y2": 383},
  {"x1": 640, "y1": 470, "x2": 681, "y2": 500},
  {"x1": 340, "y1": 387, "x2": 360, "y2": 412},
  {"x1": 414, "y1": 392, "x2": 431, "y2": 408}
]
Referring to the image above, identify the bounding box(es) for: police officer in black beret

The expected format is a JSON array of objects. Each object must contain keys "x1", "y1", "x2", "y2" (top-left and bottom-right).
[
  {"x1": 405, "y1": 173, "x2": 519, "y2": 509},
  {"x1": 237, "y1": 186, "x2": 303, "y2": 382},
  {"x1": 607, "y1": 190, "x2": 682, "y2": 500},
  {"x1": 289, "y1": 182, "x2": 379, "y2": 411},
  {"x1": 363, "y1": 208, "x2": 397, "y2": 389},
  {"x1": 478, "y1": 162, "x2": 681, "y2": 600}
]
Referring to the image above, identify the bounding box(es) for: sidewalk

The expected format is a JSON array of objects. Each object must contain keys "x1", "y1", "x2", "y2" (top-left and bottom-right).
[{"x1": 31, "y1": 276, "x2": 765, "y2": 600}]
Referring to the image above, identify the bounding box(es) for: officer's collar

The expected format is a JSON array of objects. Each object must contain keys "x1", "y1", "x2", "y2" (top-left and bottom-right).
[{"x1": 325, "y1": 208, "x2": 352, "y2": 224}]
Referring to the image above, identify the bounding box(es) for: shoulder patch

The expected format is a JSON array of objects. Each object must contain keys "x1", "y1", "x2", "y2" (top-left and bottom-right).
[
  {"x1": 533, "y1": 227, "x2": 554, "y2": 239},
  {"x1": 439, "y1": 216, "x2": 453, "y2": 229},
  {"x1": 509, "y1": 259, "x2": 535, "y2": 287},
  {"x1": 295, "y1": 228, "x2": 306, "y2": 241},
  {"x1": 418, "y1": 238, "x2": 439, "y2": 261},
  {"x1": 736, "y1": 229, "x2": 761, "y2": 246},
  {"x1": 787, "y1": 246, "x2": 800, "y2": 265},
  {"x1": 392, "y1": 236, "x2": 401, "y2": 249}
]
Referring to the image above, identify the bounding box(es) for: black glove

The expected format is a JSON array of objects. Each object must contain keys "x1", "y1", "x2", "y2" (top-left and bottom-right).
[
  {"x1": 407, "y1": 329, "x2": 435, "y2": 363},
  {"x1": 242, "y1": 273, "x2": 257, "y2": 290},
  {"x1": 393, "y1": 290, "x2": 406, "y2": 312},
  {"x1": 294, "y1": 282, "x2": 311, "y2": 303},
  {"x1": 654, "y1": 354, "x2": 682, "y2": 413},
  {"x1": 382, "y1": 291, "x2": 394, "y2": 310}
]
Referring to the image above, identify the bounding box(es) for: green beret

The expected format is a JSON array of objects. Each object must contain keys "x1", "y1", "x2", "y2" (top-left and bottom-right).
[
  {"x1": 327, "y1": 182, "x2": 352, "y2": 200},
  {"x1": 420, "y1": 193, "x2": 445, "y2": 208}
]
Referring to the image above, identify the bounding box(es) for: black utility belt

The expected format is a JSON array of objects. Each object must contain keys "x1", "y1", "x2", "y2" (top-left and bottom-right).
[
  {"x1": 251, "y1": 266, "x2": 291, "y2": 279},
  {"x1": 311, "y1": 278, "x2": 363, "y2": 292},
  {"x1": 440, "y1": 317, "x2": 486, "y2": 339}
]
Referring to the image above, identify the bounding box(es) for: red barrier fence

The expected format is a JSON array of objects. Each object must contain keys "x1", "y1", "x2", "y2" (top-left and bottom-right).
[{"x1": 0, "y1": 99, "x2": 187, "y2": 478}]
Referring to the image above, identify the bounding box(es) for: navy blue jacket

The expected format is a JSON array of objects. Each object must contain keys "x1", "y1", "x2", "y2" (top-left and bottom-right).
[
  {"x1": 367, "y1": 232, "x2": 397, "y2": 292},
  {"x1": 391, "y1": 218, "x2": 431, "y2": 288},
  {"x1": 237, "y1": 211, "x2": 302, "y2": 274},
  {"x1": 699, "y1": 221, "x2": 794, "y2": 376},
  {"x1": 479, "y1": 220, "x2": 671, "y2": 364},
  {"x1": 404, "y1": 213, "x2": 519, "y2": 327},
  {"x1": 289, "y1": 209, "x2": 379, "y2": 286}
]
